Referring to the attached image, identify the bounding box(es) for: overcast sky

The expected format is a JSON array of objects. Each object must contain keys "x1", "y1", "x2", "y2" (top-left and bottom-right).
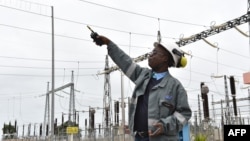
[{"x1": 0, "y1": 0, "x2": 249, "y2": 137}]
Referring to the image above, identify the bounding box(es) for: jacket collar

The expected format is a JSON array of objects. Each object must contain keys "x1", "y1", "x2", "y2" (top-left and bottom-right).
[
  {"x1": 152, "y1": 71, "x2": 169, "y2": 80},
  {"x1": 156, "y1": 73, "x2": 172, "y2": 88}
]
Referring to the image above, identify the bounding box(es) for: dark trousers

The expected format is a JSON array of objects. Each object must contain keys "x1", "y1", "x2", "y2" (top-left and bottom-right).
[{"x1": 135, "y1": 134, "x2": 149, "y2": 141}]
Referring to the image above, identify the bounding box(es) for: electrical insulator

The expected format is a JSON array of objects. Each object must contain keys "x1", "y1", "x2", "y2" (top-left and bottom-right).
[
  {"x1": 98, "y1": 124, "x2": 101, "y2": 134},
  {"x1": 55, "y1": 118, "x2": 57, "y2": 126},
  {"x1": 229, "y1": 76, "x2": 237, "y2": 116},
  {"x1": 85, "y1": 118, "x2": 87, "y2": 127},
  {"x1": 89, "y1": 108, "x2": 95, "y2": 130},
  {"x1": 74, "y1": 111, "x2": 77, "y2": 124},
  {"x1": 157, "y1": 30, "x2": 161, "y2": 43},
  {"x1": 14, "y1": 120, "x2": 17, "y2": 132},
  {"x1": 91, "y1": 111, "x2": 95, "y2": 130},
  {"x1": 77, "y1": 113, "x2": 79, "y2": 126},
  {"x1": 39, "y1": 124, "x2": 42, "y2": 136},
  {"x1": 28, "y1": 123, "x2": 31, "y2": 136},
  {"x1": 116, "y1": 101, "x2": 119, "y2": 113},
  {"x1": 54, "y1": 118, "x2": 57, "y2": 134},
  {"x1": 229, "y1": 76, "x2": 236, "y2": 94},
  {"x1": 114, "y1": 102, "x2": 117, "y2": 124},
  {"x1": 200, "y1": 82, "x2": 209, "y2": 121},
  {"x1": 9, "y1": 122, "x2": 11, "y2": 133},
  {"x1": 114, "y1": 101, "x2": 117, "y2": 113},
  {"x1": 105, "y1": 108, "x2": 109, "y2": 127},
  {"x1": 62, "y1": 114, "x2": 64, "y2": 126},
  {"x1": 3, "y1": 124, "x2": 6, "y2": 134},
  {"x1": 115, "y1": 101, "x2": 120, "y2": 125},
  {"x1": 46, "y1": 124, "x2": 49, "y2": 136}
]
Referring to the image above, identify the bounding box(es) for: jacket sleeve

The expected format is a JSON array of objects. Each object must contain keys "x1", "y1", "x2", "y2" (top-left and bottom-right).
[
  {"x1": 107, "y1": 41, "x2": 143, "y2": 82},
  {"x1": 160, "y1": 79, "x2": 192, "y2": 135}
]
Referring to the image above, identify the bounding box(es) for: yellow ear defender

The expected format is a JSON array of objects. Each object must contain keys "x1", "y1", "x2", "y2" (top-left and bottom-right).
[
  {"x1": 173, "y1": 48, "x2": 187, "y2": 68},
  {"x1": 180, "y1": 56, "x2": 187, "y2": 67}
]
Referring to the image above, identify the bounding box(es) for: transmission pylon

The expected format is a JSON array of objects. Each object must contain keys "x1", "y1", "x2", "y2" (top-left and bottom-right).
[
  {"x1": 41, "y1": 72, "x2": 75, "y2": 136},
  {"x1": 68, "y1": 71, "x2": 76, "y2": 123},
  {"x1": 103, "y1": 55, "x2": 112, "y2": 137},
  {"x1": 43, "y1": 82, "x2": 50, "y2": 138}
]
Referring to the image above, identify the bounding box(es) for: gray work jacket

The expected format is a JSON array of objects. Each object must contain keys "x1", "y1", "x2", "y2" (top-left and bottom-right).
[{"x1": 107, "y1": 41, "x2": 192, "y2": 141}]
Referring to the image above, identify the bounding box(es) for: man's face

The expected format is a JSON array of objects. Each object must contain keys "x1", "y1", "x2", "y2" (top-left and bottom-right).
[{"x1": 148, "y1": 46, "x2": 169, "y2": 71}]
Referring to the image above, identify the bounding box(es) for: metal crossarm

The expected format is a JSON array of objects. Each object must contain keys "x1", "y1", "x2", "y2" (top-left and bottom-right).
[
  {"x1": 176, "y1": 13, "x2": 250, "y2": 47},
  {"x1": 98, "y1": 13, "x2": 249, "y2": 75}
]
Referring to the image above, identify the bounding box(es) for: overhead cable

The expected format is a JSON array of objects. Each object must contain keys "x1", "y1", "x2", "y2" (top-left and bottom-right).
[{"x1": 78, "y1": 0, "x2": 208, "y2": 27}]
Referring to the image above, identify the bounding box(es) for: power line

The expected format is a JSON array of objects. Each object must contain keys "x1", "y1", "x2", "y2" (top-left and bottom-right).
[
  {"x1": 0, "y1": 73, "x2": 96, "y2": 77},
  {"x1": 0, "y1": 65, "x2": 102, "y2": 70},
  {"x1": 0, "y1": 55, "x2": 104, "y2": 63},
  {"x1": 1, "y1": 1, "x2": 209, "y2": 28},
  {"x1": 2, "y1": 2, "x2": 249, "y2": 63},
  {"x1": 78, "y1": 0, "x2": 209, "y2": 28},
  {"x1": 0, "y1": 23, "x2": 92, "y2": 42},
  {"x1": 0, "y1": 0, "x2": 207, "y2": 41},
  {"x1": 193, "y1": 54, "x2": 248, "y2": 72},
  {"x1": 0, "y1": 17, "x2": 177, "y2": 42},
  {"x1": 0, "y1": 23, "x2": 154, "y2": 49}
]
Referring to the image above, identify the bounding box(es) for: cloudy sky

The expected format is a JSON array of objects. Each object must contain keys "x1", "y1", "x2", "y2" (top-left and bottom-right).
[{"x1": 0, "y1": 0, "x2": 249, "y2": 137}]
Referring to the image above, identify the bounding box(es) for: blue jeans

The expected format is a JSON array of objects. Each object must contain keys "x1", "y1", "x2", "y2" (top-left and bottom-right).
[{"x1": 135, "y1": 134, "x2": 149, "y2": 141}]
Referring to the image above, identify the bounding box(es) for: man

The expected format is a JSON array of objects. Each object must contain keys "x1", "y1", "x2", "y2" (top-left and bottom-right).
[{"x1": 90, "y1": 34, "x2": 192, "y2": 141}]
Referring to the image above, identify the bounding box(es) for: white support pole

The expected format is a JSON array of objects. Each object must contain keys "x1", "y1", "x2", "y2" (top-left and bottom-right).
[
  {"x1": 51, "y1": 6, "x2": 55, "y2": 139},
  {"x1": 120, "y1": 72, "x2": 125, "y2": 141}
]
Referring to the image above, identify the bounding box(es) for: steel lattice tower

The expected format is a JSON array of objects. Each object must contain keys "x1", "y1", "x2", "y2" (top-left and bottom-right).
[
  {"x1": 43, "y1": 82, "x2": 50, "y2": 137},
  {"x1": 103, "y1": 55, "x2": 113, "y2": 137},
  {"x1": 68, "y1": 71, "x2": 76, "y2": 123}
]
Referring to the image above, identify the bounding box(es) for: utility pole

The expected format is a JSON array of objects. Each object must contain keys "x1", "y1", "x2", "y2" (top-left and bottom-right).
[{"x1": 51, "y1": 6, "x2": 55, "y2": 138}]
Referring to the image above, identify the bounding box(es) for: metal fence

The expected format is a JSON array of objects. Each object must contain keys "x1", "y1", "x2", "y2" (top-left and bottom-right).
[{"x1": 2, "y1": 125, "x2": 224, "y2": 141}]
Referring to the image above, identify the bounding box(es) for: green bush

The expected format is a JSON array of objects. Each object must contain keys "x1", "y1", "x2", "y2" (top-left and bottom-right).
[{"x1": 194, "y1": 133, "x2": 207, "y2": 141}]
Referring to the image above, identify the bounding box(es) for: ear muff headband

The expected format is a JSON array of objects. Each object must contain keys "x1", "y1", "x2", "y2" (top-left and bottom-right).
[{"x1": 172, "y1": 49, "x2": 187, "y2": 67}]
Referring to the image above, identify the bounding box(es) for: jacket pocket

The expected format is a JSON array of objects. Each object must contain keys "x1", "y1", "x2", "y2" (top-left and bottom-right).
[{"x1": 159, "y1": 100, "x2": 175, "y2": 118}]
